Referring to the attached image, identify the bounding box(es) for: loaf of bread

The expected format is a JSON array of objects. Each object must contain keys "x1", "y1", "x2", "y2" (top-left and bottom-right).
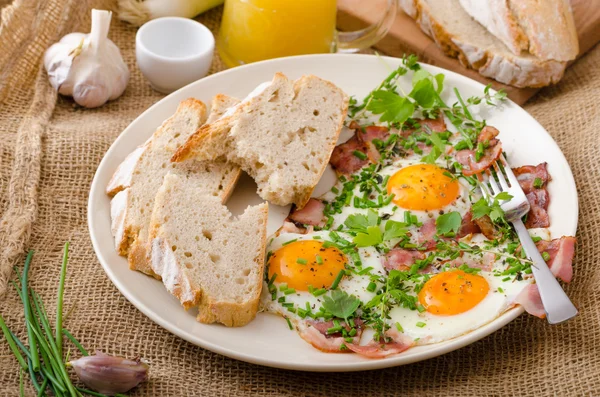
[
  {"x1": 400, "y1": 0, "x2": 569, "y2": 88},
  {"x1": 149, "y1": 173, "x2": 268, "y2": 327},
  {"x1": 172, "y1": 73, "x2": 348, "y2": 208},
  {"x1": 107, "y1": 97, "x2": 241, "y2": 276},
  {"x1": 458, "y1": 0, "x2": 578, "y2": 61}
]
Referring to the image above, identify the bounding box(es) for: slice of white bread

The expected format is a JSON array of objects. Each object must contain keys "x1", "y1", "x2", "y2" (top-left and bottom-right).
[
  {"x1": 172, "y1": 73, "x2": 349, "y2": 208},
  {"x1": 400, "y1": 0, "x2": 567, "y2": 88},
  {"x1": 149, "y1": 173, "x2": 268, "y2": 326},
  {"x1": 458, "y1": 0, "x2": 578, "y2": 61},
  {"x1": 107, "y1": 97, "x2": 241, "y2": 276}
]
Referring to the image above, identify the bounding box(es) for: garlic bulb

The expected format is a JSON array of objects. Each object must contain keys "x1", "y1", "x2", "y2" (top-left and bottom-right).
[
  {"x1": 44, "y1": 9, "x2": 129, "y2": 108},
  {"x1": 70, "y1": 351, "x2": 149, "y2": 395}
]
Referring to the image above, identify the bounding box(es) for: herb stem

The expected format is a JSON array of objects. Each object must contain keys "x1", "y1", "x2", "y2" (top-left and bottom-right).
[
  {"x1": 62, "y1": 329, "x2": 89, "y2": 356},
  {"x1": 56, "y1": 242, "x2": 69, "y2": 357},
  {"x1": 0, "y1": 314, "x2": 28, "y2": 370},
  {"x1": 21, "y1": 251, "x2": 40, "y2": 371}
]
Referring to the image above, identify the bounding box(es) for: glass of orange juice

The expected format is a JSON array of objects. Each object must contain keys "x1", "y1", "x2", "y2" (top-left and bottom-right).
[{"x1": 217, "y1": 0, "x2": 397, "y2": 68}]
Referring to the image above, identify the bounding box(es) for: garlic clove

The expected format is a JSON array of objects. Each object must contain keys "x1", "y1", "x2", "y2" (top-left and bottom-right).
[{"x1": 70, "y1": 351, "x2": 149, "y2": 396}]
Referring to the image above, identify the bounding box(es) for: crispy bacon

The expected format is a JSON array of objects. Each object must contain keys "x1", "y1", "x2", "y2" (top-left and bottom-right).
[
  {"x1": 525, "y1": 187, "x2": 550, "y2": 228},
  {"x1": 512, "y1": 163, "x2": 551, "y2": 229},
  {"x1": 455, "y1": 126, "x2": 503, "y2": 176},
  {"x1": 383, "y1": 249, "x2": 426, "y2": 271},
  {"x1": 345, "y1": 329, "x2": 413, "y2": 359},
  {"x1": 514, "y1": 284, "x2": 545, "y2": 318},
  {"x1": 457, "y1": 210, "x2": 481, "y2": 237},
  {"x1": 472, "y1": 214, "x2": 499, "y2": 240},
  {"x1": 330, "y1": 135, "x2": 369, "y2": 174},
  {"x1": 288, "y1": 198, "x2": 325, "y2": 226},
  {"x1": 299, "y1": 319, "x2": 364, "y2": 353},
  {"x1": 330, "y1": 124, "x2": 390, "y2": 174},
  {"x1": 401, "y1": 115, "x2": 447, "y2": 137},
  {"x1": 417, "y1": 219, "x2": 437, "y2": 250},
  {"x1": 536, "y1": 236, "x2": 576, "y2": 283},
  {"x1": 512, "y1": 163, "x2": 550, "y2": 194}
]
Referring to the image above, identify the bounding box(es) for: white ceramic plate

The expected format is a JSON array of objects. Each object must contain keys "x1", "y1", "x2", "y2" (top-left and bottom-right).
[{"x1": 88, "y1": 54, "x2": 578, "y2": 372}]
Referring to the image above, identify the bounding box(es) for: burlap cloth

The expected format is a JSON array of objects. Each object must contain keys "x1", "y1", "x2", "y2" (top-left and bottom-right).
[{"x1": 0, "y1": 0, "x2": 598, "y2": 395}]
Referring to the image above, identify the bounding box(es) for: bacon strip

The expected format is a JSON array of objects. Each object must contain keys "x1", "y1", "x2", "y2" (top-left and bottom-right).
[
  {"x1": 401, "y1": 115, "x2": 447, "y2": 137},
  {"x1": 345, "y1": 328, "x2": 413, "y2": 359},
  {"x1": 514, "y1": 284, "x2": 546, "y2": 318},
  {"x1": 417, "y1": 219, "x2": 437, "y2": 250},
  {"x1": 330, "y1": 124, "x2": 390, "y2": 175},
  {"x1": 536, "y1": 236, "x2": 576, "y2": 283},
  {"x1": 457, "y1": 210, "x2": 481, "y2": 237},
  {"x1": 383, "y1": 249, "x2": 426, "y2": 271},
  {"x1": 512, "y1": 163, "x2": 550, "y2": 193},
  {"x1": 472, "y1": 215, "x2": 499, "y2": 240},
  {"x1": 455, "y1": 126, "x2": 503, "y2": 176},
  {"x1": 524, "y1": 190, "x2": 550, "y2": 228},
  {"x1": 513, "y1": 163, "x2": 551, "y2": 229},
  {"x1": 330, "y1": 135, "x2": 369, "y2": 175},
  {"x1": 299, "y1": 319, "x2": 364, "y2": 353},
  {"x1": 288, "y1": 198, "x2": 325, "y2": 226}
]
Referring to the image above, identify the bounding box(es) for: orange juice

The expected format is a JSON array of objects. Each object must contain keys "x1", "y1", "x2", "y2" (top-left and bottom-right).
[{"x1": 218, "y1": 0, "x2": 338, "y2": 67}]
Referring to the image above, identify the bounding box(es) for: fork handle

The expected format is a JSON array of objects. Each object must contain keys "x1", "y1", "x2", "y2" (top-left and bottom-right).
[{"x1": 512, "y1": 219, "x2": 578, "y2": 324}]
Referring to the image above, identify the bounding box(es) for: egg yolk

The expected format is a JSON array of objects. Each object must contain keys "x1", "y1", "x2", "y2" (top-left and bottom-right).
[
  {"x1": 387, "y1": 164, "x2": 460, "y2": 211},
  {"x1": 418, "y1": 270, "x2": 489, "y2": 315},
  {"x1": 268, "y1": 240, "x2": 346, "y2": 291}
]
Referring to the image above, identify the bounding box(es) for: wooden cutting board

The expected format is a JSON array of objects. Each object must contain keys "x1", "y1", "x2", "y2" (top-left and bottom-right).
[{"x1": 337, "y1": 0, "x2": 600, "y2": 105}]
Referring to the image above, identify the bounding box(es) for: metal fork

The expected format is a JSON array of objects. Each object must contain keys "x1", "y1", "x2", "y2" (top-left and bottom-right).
[{"x1": 478, "y1": 157, "x2": 577, "y2": 324}]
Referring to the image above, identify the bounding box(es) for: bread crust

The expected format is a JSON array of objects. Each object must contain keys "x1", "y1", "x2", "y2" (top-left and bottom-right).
[
  {"x1": 172, "y1": 73, "x2": 348, "y2": 209},
  {"x1": 402, "y1": 0, "x2": 567, "y2": 88},
  {"x1": 458, "y1": 0, "x2": 578, "y2": 61}
]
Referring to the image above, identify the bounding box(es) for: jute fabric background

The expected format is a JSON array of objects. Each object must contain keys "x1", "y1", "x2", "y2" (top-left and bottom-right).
[{"x1": 0, "y1": 0, "x2": 598, "y2": 395}]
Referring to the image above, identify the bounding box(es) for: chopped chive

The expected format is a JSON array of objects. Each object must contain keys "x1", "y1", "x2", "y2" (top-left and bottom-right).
[
  {"x1": 278, "y1": 283, "x2": 288, "y2": 291},
  {"x1": 296, "y1": 258, "x2": 308, "y2": 265},
  {"x1": 331, "y1": 186, "x2": 339, "y2": 194},
  {"x1": 285, "y1": 318, "x2": 293, "y2": 330},
  {"x1": 366, "y1": 282, "x2": 377, "y2": 292},
  {"x1": 278, "y1": 296, "x2": 286, "y2": 303},
  {"x1": 282, "y1": 239, "x2": 298, "y2": 246},
  {"x1": 531, "y1": 236, "x2": 542, "y2": 243},
  {"x1": 498, "y1": 287, "x2": 504, "y2": 293},
  {"x1": 330, "y1": 270, "x2": 345, "y2": 290},
  {"x1": 349, "y1": 328, "x2": 357, "y2": 337},
  {"x1": 315, "y1": 255, "x2": 323, "y2": 265},
  {"x1": 282, "y1": 302, "x2": 294, "y2": 308},
  {"x1": 357, "y1": 266, "x2": 374, "y2": 275},
  {"x1": 502, "y1": 277, "x2": 511, "y2": 282},
  {"x1": 542, "y1": 252, "x2": 550, "y2": 261},
  {"x1": 268, "y1": 273, "x2": 278, "y2": 286},
  {"x1": 404, "y1": 211, "x2": 411, "y2": 225},
  {"x1": 395, "y1": 322, "x2": 404, "y2": 332},
  {"x1": 313, "y1": 235, "x2": 322, "y2": 240},
  {"x1": 416, "y1": 322, "x2": 426, "y2": 328},
  {"x1": 327, "y1": 325, "x2": 343, "y2": 334},
  {"x1": 352, "y1": 150, "x2": 368, "y2": 160},
  {"x1": 533, "y1": 177, "x2": 544, "y2": 189},
  {"x1": 308, "y1": 285, "x2": 315, "y2": 294},
  {"x1": 283, "y1": 288, "x2": 296, "y2": 295},
  {"x1": 312, "y1": 288, "x2": 328, "y2": 297},
  {"x1": 416, "y1": 304, "x2": 426, "y2": 313}
]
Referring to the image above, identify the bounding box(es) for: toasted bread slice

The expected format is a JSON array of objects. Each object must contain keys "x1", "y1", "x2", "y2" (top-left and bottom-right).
[
  {"x1": 149, "y1": 173, "x2": 268, "y2": 327},
  {"x1": 108, "y1": 97, "x2": 241, "y2": 276},
  {"x1": 172, "y1": 73, "x2": 349, "y2": 208}
]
